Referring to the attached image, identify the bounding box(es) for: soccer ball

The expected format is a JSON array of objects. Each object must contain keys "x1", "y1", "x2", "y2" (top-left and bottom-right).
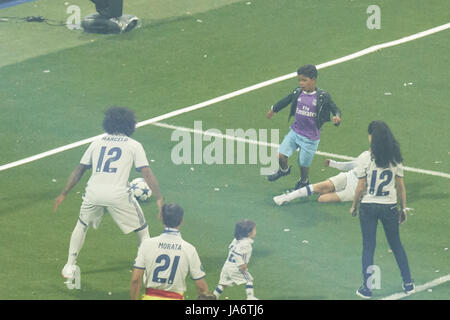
[{"x1": 129, "y1": 178, "x2": 152, "y2": 201}]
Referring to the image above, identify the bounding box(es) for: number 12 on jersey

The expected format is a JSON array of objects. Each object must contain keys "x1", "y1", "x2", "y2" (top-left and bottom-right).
[
  {"x1": 369, "y1": 169, "x2": 393, "y2": 196},
  {"x1": 96, "y1": 146, "x2": 122, "y2": 173}
]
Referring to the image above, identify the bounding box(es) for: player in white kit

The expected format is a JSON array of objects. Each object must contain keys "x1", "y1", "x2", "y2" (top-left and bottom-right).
[
  {"x1": 130, "y1": 203, "x2": 212, "y2": 300},
  {"x1": 54, "y1": 107, "x2": 163, "y2": 288},
  {"x1": 273, "y1": 151, "x2": 370, "y2": 205},
  {"x1": 213, "y1": 220, "x2": 258, "y2": 300}
]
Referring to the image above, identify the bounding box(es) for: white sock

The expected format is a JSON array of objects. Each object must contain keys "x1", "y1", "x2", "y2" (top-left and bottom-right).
[
  {"x1": 246, "y1": 284, "x2": 255, "y2": 298},
  {"x1": 135, "y1": 226, "x2": 150, "y2": 247},
  {"x1": 67, "y1": 220, "x2": 88, "y2": 266},
  {"x1": 213, "y1": 285, "x2": 224, "y2": 298},
  {"x1": 288, "y1": 184, "x2": 313, "y2": 200}
]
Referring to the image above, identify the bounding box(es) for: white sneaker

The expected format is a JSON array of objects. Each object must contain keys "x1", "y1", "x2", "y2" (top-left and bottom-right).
[
  {"x1": 62, "y1": 264, "x2": 81, "y2": 289},
  {"x1": 247, "y1": 296, "x2": 259, "y2": 300},
  {"x1": 273, "y1": 193, "x2": 290, "y2": 206},
  {"x1": 403, "y1": 282, "x2": 416, "y2": 295}
]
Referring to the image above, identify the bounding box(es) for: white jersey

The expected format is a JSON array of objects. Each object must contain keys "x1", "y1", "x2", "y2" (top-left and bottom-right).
[
  {"x1": 354, "y1": 151, "x2": 404, "y2": 204},
  {"x1": 133, "y1": 228, "x2": 206, "y2": 294},
  {"x1": 223, "y1": 238, "x2": 253, "y2": 270},
  {"x1": 80, "y1": 134, "x2": 149, "y2": 205},
  {"x1": 218, "y1": 237, "x2": 254, "y2": 286}
]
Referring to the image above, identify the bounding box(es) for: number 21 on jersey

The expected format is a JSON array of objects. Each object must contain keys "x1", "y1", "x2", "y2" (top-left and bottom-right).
[{"x1": 152, "y1": 254, "x2": 180, "y2": 284}]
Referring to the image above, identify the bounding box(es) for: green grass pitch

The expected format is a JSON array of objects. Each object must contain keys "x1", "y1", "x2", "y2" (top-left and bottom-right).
[{"x1": 0, "y1": 0, "x2": 449, "y2": 300}]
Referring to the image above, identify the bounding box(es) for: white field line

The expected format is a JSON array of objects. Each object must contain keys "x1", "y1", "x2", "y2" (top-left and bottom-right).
[
  {"x1": 0, "y1": 133, "x2": 107, "y2": 172},
  {"x1": 151, "y1": 121, "x2": 450, "y2": 179},
  {"x1": 380, "y1": 274, "x2": 450, "y2": 300},
  {"x1": 1, "y1": 22, "x2": 450, "y2": 173}
]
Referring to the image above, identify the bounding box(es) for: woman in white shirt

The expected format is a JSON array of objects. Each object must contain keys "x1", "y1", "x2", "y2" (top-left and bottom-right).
[{"x1": 351, "y1": 120, "x2": 414, "y2": 299}]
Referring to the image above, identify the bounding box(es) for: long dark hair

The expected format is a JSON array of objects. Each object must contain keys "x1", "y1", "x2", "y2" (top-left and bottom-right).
[{"x1": 368, "y1": 120, "x2": 403, "y2": 168}]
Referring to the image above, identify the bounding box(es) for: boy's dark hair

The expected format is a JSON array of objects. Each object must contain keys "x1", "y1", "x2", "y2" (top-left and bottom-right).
[
  {"x1": 234, "y1": 219, "x2": 256, "y2": 240},
  {"x1": 102, "y1": 106, "x2": 136, "y2": 137},
  {"x1": 162, "y1": 203, "x2": 184, "y2": 228},
  {"x1": 368, "y1": 120, "x2": 403, "y2": 168},
  {"x1": 297, "y1": 64, "x2": 318, "y2": 79}
]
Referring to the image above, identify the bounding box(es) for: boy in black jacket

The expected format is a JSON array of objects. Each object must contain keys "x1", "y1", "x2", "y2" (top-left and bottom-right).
[{"x1": 267, "y1": 64, "x2": 341, "y2": 190}]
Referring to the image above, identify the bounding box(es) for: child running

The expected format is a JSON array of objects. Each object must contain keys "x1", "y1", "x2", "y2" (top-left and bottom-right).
[{"x1": 213, "y1": 219, "x2": 258, "y2": 300}]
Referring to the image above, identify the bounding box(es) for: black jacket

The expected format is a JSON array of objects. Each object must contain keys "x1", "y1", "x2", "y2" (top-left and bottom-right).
[{"x1": 272, "y1": 87, "x2": 341, "y2": 129}]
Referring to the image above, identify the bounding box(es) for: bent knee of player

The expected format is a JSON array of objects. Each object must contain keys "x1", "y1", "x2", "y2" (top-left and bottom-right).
[{"x1": 317, "y1": 193, "x2": 341, "y2": 203}]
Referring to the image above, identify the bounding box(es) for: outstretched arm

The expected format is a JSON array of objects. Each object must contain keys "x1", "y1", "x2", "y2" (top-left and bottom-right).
[
  {"x1": 140, "y1": 166, "x2": 163, "y2": 218},
  {"x1": 267, "y1": 90, "x2": 296, "y2": 119},
  {"x1": 326, "y1": 159, "x2": 358, "y2": 172},
  {"x1": 54, "y1": 164, "x2": 88, "y2": 212}
]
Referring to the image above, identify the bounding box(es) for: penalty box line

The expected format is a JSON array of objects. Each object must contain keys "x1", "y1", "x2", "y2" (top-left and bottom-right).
[
  {"x1": 380, "y1": 274, "x2": 450, "y2": 300},
  {"x1": 1, "y1": 22, "x2": 450, "y2": 173},
  {"x1": 151, "y1": 121, "x2": 450, "y2": 179}
]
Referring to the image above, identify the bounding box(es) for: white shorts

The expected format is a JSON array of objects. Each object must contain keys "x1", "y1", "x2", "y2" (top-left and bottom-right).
[
  {"x1": 328, "y1": 172, "x2": 357, "y2": 202},
  {"x1": 79, "y1": 192, "x2": 147, "y2": 234},
  {"x1": 218, "y1": 267, "x2": 254, "y2": 287}
]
